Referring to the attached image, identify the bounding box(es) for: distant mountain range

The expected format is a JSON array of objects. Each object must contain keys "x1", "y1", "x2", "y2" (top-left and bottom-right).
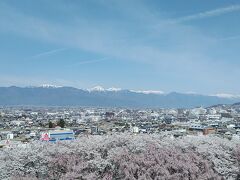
[{"x1": 0, "y1": 85, "x2": 239, "y2": 108}]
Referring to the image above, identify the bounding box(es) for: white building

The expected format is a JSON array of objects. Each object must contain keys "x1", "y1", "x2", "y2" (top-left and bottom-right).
[{"x1": 132, "y1": 126, "x2": 139, "y2": 133}]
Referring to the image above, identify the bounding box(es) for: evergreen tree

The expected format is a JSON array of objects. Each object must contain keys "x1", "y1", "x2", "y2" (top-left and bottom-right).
[
  {"x1": 48, "y1": 121, "x2": 54, "y2": 128},
  {"x1": 57, "y1": 119, "x2": 65, "y2": 128}
]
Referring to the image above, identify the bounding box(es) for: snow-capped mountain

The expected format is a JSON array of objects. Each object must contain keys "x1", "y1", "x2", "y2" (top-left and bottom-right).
[
  {"x1": 41, "y1": 84, "x2": 63, "y2": 88},
  {"x1": 130, "y1": 90, "x2": 165, "y2": 95},
  {"x1": 88, "y1": 86, "x2": 105, "y2": 92},
  {"x1": 212, "y1": 93, "x2": 240, "y2": 99},
  {"x1": 0, "y1": 86, "x2": 239, "y2": 108},
  {"x1": 106, "y1": 87, "x2": 122, "y2": 92},
  {"x1": 87, "y1": 86, "x2": 122, "y2": 92},
  {"x1": 28, "y1": 84, "x2": 63, "y2": 88}
]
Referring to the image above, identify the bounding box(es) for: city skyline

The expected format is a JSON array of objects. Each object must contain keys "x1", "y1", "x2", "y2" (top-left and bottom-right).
[{"x1": 1, "y1": 0, "x2": 240, "y2": 94}]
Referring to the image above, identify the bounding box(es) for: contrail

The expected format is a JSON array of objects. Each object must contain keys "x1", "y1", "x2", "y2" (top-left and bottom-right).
[
  {"x1": 219, "y1": 35, "x2": 240, "y2": 41},
  {"x1": 172, "y1": 5, "x2": 240, "y2": 23},
  {"x1": 29, "y1": 48, "x2": 68, "y2": 59},
  {"x1": 74, "y1": 57, "x2": 109, "y2": 66}
]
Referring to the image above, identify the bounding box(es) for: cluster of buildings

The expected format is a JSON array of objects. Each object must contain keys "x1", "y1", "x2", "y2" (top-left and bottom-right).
[{"x1": 0, "y1": 104, "x2": 240, "y2": 146}]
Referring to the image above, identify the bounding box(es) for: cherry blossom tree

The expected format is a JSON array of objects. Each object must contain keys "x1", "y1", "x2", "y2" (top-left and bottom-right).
[
  {"x1": 234, "y1": 145, "x2": 240, "y2": 179},
  {"x1": 0, "y1": 133, "x2": 239, "y2": 179}
]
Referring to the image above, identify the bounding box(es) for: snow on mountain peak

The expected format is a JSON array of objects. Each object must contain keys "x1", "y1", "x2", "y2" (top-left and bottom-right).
[
  {"x1": 40, "y1": 84, "x2": 62, "y2": 88},
  {"x1": 130, "y1": 90, "x2": 165, "y2": 95},
  {"x1": 213, "y1": 93, "x2": 240, "y2": 99},
  {"x1": 88, "y1": 86, "x2": 105, "y2": 92},
  {"x1": 106, "y1": 87, "x2": 122, "y2": 91},
  {"x1": 88, "y1": 86, "x2": 122, "y2": 92}
]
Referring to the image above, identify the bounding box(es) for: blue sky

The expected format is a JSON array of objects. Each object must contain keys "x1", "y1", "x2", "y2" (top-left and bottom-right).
[{"x1": 0, "y1": 0, "x2": 240, "y2": 94}]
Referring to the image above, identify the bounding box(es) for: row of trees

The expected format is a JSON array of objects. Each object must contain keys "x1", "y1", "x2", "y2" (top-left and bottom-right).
[
  {"x1": 0, "y1": 133, "x2": 239, "y2": 179},
  {"x1": 48, "y1": 119, "x2": 65, "y2": 128}
]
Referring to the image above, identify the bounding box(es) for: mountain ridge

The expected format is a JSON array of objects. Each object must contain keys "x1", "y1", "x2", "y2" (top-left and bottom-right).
[{"x1": 0, "y1": 86, "x2": 239, "y2": 108}]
